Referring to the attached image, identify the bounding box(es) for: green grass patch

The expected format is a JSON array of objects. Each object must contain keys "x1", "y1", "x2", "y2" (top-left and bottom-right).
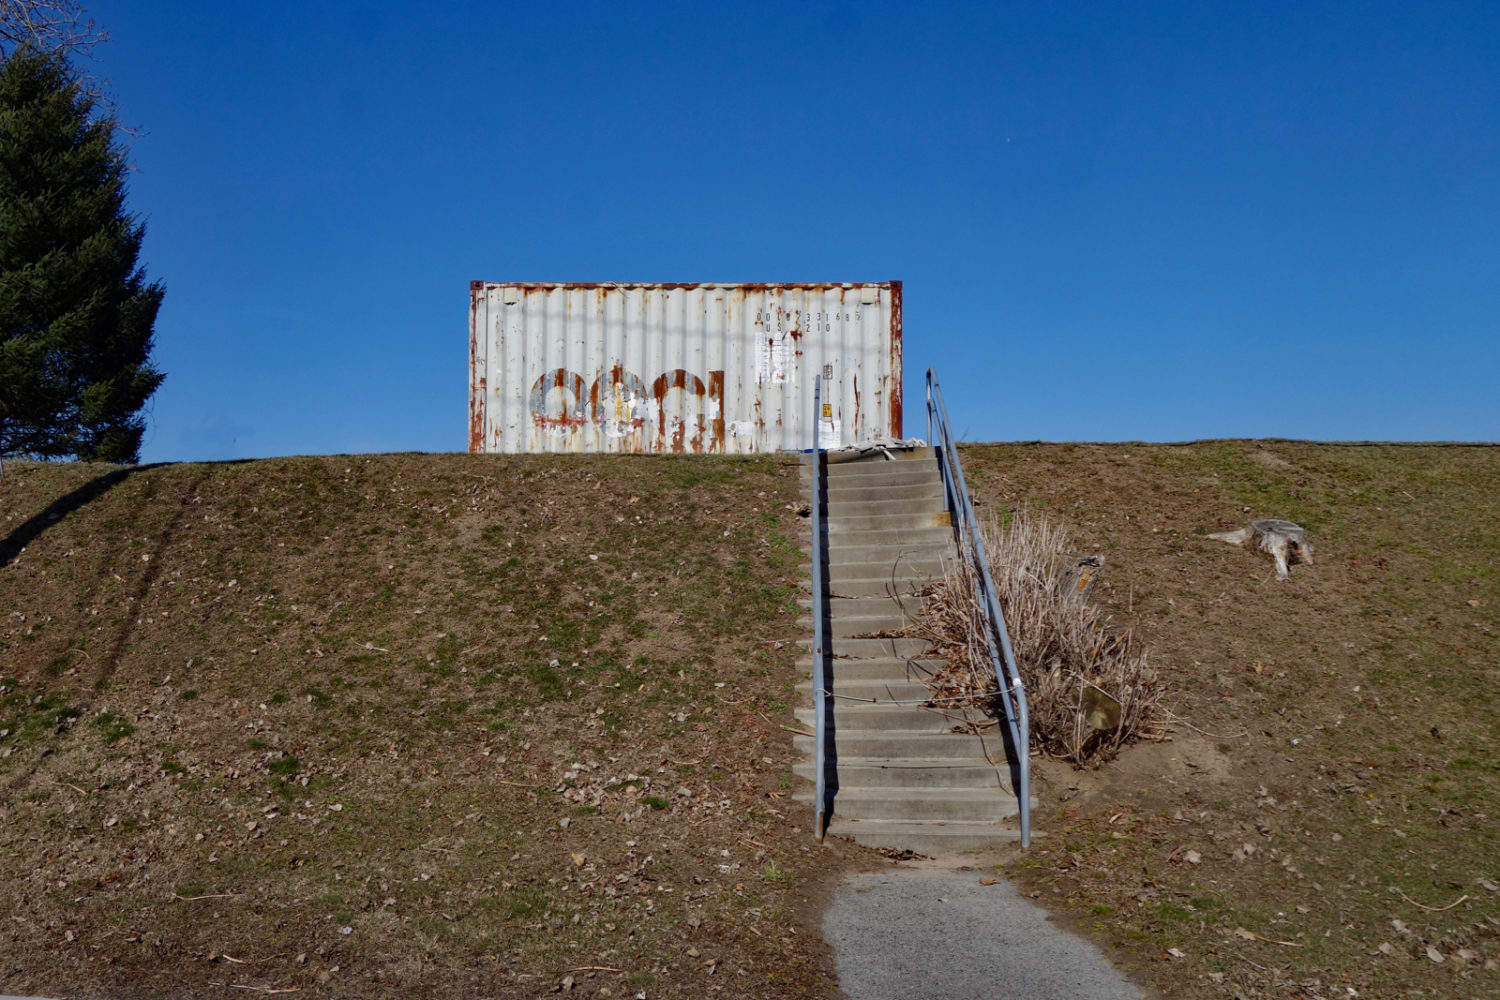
[
  {"x1": 267, "y1": 755, "x2": 300, "y2": 776},
  {"x1": 92, "y1": 711, "x2": 135, "y2": 745}
]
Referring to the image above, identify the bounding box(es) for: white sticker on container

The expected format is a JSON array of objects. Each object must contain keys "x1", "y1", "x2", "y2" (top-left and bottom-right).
[{"x1": 759, "y1": 336, "x2": 790, "y2": 385}]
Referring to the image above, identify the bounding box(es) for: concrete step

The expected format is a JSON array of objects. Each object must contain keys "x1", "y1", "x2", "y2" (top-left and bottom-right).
[
  {"x1": 798, "y1": 657, "x2": 945, "y2": 681},
  {"x1": 797, "y1": 615, "x2": 910, "y2": 637},
  {"x1": 824, "y1": 496, "x2": 948, "y2": 519},
  {"x1": 818, "y1": 552, "x2": 950, "y2": 576},
  {"x1": 802, "y1": 467, "x2": 942, "y2": 489},
  {"x1": 826, "y1": 510, "x2": 951, "y2": 533},
  {"x1": 794, "y1": 704, "x2": 952, "y2": 732},
  {"x1": 806, "y1": 472, "x2": 945, "y2": 496},
  {"x1": 815, "y1": 520, "x2": 952, "y2": 541},
  {"x1": 794, "y1": 730, "x2": 988, "y2": 759},
  {"x1": 812, "y1": 530, "x2": 954, "y2": 554},
  {"x1": 815, "y1": 470, "x2": 944, "y2": 492},
  {"x1": 798, "y1": 594, "x2": 927, "y2": 615},
  {"x1": 793, "y1": 758, "x2": 1007, "y2": 789},
  {"x1": 798, "y1": 637, "x2": 935, "y2": 658},
  {"x1": 819, "y1": 577, "x2": 937, "y2": 598},
  {"x1": 826, "y1": 556, "x2": 950, "y2": 580},
  {"x1": 801, "y1": 446, "x2": 937, "y2": 470},
  {"x1": 795, "y1": 679, "x2": 931, "y2": 702},
  {"x1": 824, "y1": 817, "x2": 1024, "y2": 854},
  {"x1": 813, "y1": 481, "x2": 946, "y2": 504},
  {"x1": 796, "y1": 786, "x2": 1016, "y2": 823}
]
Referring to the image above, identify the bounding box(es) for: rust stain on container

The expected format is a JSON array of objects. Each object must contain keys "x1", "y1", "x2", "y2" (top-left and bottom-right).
[
  {"x1": 889, "y1": 281, "x2": 903, "y2": 439},
  {"x1": 468, "y1": 281, "x2": 487, "y2": 452},
  {"x1": 468, "y1": 282, "x2": 901, "y2": 454}
]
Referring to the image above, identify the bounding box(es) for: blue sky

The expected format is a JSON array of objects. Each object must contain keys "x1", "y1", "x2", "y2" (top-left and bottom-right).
[{"x1": 78, "y1": 0, "x2": 1500, "y2": 461}]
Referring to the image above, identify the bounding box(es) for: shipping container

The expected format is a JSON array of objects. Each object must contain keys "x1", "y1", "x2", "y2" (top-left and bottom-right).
[{"x1": 468, "y1": 282, "x2": 902, "y2": 454}]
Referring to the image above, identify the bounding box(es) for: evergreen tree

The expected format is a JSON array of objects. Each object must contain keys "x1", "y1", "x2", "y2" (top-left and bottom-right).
[{"x1": 0, "y1": 45, "x2": 163, "y2": 463}]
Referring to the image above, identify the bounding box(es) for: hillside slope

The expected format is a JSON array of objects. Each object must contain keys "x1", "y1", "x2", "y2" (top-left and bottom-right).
[
  {"x1": 961, "y1": 442, "x2": 1499, "y2": 999},
  {"x1": 5, "y1": 442, "x2": 1495, "y2": 1000},
  {"x1": 1, "y1": 453, "x2": 851, "y2": 999}
]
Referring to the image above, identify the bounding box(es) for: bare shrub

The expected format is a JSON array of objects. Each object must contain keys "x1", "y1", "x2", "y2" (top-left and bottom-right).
[{"x1": 908, "y1": 508, "x2": 1164, "y2": 766}]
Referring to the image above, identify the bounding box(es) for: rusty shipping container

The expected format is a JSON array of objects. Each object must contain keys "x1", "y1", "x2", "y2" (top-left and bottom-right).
[{"x1": 468, "y1": 282, "x2": 902, "y2": 454}]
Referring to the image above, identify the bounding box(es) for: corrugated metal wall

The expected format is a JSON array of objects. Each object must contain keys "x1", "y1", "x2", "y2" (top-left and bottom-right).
[{"x1": 468, "y1": 282, "x2": 902, "y2": 454}]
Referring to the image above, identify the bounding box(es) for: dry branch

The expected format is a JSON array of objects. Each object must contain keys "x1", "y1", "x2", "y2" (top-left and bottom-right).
[
  {"x1": 1398, "y1": 890, "x2": 1468, "y2": 912},
  {"x1": 906, "y1": 507, "x2": 1164, "y2": 766},
  {"x1": 0, "y1": 1, "x2": 107, "y2": 58}
]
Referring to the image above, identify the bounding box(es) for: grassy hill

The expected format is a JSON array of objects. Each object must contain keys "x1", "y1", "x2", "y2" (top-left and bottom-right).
[
  {"x1": 3, "y1": 442, "x2": 1496, "y2": 999},
  {"x1": 1, "y1": 453, "x2": 850, "y2": 999},
  {"x1": 961, "y1": 442, "x2": 1500, "y2": 999}
]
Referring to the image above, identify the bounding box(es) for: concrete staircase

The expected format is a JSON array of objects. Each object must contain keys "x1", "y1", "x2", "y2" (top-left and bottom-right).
[{"x1": 794, "y1": 446, "x2": 1029, "y2": 854}]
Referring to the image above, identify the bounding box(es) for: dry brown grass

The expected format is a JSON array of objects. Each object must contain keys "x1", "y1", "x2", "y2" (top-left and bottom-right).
[
  {"x1": 960, "y1": 442, "x2": 1500, "y2": 1000},
  {"x1": 0, "y1": 453, "x2": 852, "y2": 999},
  {"x1": 909, "y1": 507, "x2": 1164, "y2": 766}
]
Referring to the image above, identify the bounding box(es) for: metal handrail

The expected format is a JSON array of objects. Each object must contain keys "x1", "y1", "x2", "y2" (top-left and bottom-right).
[
  {"x1": 925, "y1": 367, "x2": 1031, "y2": 846},
  {"x1": 809, "y1": 375, "x2": 831, "y2": 842}
]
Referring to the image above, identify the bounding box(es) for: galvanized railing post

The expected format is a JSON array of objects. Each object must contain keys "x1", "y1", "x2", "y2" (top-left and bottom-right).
[
  {"x1": 926, "y1": 377, "x2": 933, "y2": 447},
  {"x1": 810, "y1": 375, "x2": 829, "y2": 842},
  {"x1": 925, "y1": 367, "x2": 1031, "y2": 846}
]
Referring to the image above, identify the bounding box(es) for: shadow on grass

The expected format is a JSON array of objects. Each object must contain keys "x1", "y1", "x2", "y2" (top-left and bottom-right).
[
  {"x1": 0, "y1": 464, "x2": 168, "y2": 568},
  {"x1": 809, "y1": 451, "x2": 838, "y2": 840}
]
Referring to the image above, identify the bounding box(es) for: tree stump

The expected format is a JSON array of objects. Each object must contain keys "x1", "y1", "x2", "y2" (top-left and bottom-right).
[
  {"x1": 1054, "y1": 553, "x2": 1105, "y2": 605},
  {"x1": 1207, "y1": 519, "x2": 1313, "y2": 580}
]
